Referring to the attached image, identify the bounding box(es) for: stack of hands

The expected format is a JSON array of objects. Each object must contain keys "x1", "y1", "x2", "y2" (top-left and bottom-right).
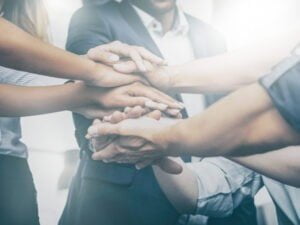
[{"x1": 76, "y1": 41, "x2": 184, "y2": 174}]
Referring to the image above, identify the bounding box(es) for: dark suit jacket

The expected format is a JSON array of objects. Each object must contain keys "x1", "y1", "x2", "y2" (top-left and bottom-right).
[
  {"x1": 66, "y1": 1, "x2": 257, "y2": 224},
  {"x1": 67, "y1": 0, "x2": 226, "y2": 184}
]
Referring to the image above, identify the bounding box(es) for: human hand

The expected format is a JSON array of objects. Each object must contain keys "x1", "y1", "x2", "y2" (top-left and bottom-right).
[
  {"x1": 73, "y1": 106, "x2": 115, "y2": 120},
  {"x1": 113, "y1": 60, "x2": 173, "y2": 92},
  {"x1": 85, "y1": 62, "x2": 142, "y2": 88},
  {"x1": 85, "y1": 82, "x2": 183, "y2": 111},
  {"x1": 74, "y1": 82, "x2": 182, "y2": 118},
  {"x1": 87, "y1": 116, "x2": 181, "y2": 164},
  {"x1": 89, "y1": 110, "x2": 183, "y2": 174},
  {"x1": 87, "y1": 41, "x2": 166, "y2": 72},
  {"x1": 88, "y1": 107, "x2": 162, "y2": 154}
]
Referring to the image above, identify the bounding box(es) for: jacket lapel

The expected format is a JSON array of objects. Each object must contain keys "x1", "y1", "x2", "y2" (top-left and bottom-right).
[{"x1": 118, "y1": 0, "x2": 163, "y2": 57}]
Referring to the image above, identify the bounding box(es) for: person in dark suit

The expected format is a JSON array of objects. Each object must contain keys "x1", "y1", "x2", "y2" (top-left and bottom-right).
[{"x1": 59, "y1": 1, "x2": 257, "y2": 225}]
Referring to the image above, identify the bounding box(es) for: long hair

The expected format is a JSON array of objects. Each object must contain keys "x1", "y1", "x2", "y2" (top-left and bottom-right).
[{"x1": 0, "y1": 0, "x2": 49, "y2": 41}]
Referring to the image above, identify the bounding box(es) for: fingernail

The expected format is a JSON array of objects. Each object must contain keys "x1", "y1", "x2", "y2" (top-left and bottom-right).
[
  {"x1": 140, "y1": 64, "x2": 147, "y2": 72},
  {"x1": 158, "y1": 103, "x2": 168, "y2": 111},
  {"x1": 124, "y1": 107, "x2": 131, "y2": 113},
  {"x1": 88, "y1": 126, "x2": 98, "y2": 136},
  {"x1": 168, "y1": 109, "x2": 180, "y2": 115},
  {"x1": 178, "y1": 103, "x2": 185, "y2": 109},
  {"x1": 135, "y1": 165, "x2": 142, "y2": 170},
  {"x1": 109, "y1": 54, "x2": 119, "y2": 62},
  {"x1": 85, "y1": 134, "x2": 91, "y2": 139},
  {"x1": 93, "y1": 119, "x2": 101, "y2": 124},
  {"x1": 103, "y1": 116, "x2": 111, "y2": 122}
]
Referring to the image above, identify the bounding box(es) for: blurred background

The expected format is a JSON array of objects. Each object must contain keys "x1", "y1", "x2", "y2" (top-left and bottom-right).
[{"x1": 22, "y1": 0, "x2": 300, "y2": 224}]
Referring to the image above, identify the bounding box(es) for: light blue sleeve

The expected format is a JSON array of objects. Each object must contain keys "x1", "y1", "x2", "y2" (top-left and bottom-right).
[
  {"x1": 187, "y1": 158, "x2": 262, "y2": 218},
  {"x1": 0, "y1": 66, "x2": 43, "y2": 86},
  {"x1": 0, "y1": 66, "x2": 44, "y2": 144}
]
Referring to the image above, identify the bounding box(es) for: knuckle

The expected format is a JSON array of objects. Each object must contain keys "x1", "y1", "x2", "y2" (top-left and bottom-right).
[{"x1": 131, "y1": 82, "x2": 141, "y2": 88}]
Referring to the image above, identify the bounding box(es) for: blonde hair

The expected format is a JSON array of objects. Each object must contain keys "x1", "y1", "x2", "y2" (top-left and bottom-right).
[{"x1": 0, "y1": 0, "x2": 49, "y2": 41}]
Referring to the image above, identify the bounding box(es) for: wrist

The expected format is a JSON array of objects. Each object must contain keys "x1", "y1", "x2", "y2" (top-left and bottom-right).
[
  {"x1": 167, "y1": 65, "x2": 181, "y2": 92},
  {"x1": 60, "y1": 81, "x2": 92, "y2": 110},
  {"x1": 153, "y1": 123, "x2": 180, "y2": 156},
  {"x1": 75, "y1": 82, "x2": 102, "y2": 106},
  {"x1": 83, "y1": 58, "x2": 100, "y2": 84}
]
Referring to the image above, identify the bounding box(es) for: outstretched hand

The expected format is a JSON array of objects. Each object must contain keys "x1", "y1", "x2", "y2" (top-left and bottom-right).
[
  {"x1": 90, "y1": 107, "x2": 182, "y2": 174},
  {"x1": 86, "y1": 41, "x2": 168, "y2": 88},
  {"x1": 113, "y1": 60, "x2": 172, "y2": 92},
  {"x1": 87, "y1": 108, "x2": 183, "y2": 174},
  {"x1": 88, "y1": 41, "x2": 166, "y2": 71}
]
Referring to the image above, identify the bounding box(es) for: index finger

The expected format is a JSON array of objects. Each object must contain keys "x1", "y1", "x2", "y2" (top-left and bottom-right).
[{"x1": 134, "y1": 46, "x2": 166, "y2": 65}]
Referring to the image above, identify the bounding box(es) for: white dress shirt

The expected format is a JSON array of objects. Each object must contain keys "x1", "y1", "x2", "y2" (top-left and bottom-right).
[{"x1": 133, "y1": 5, "x2": 206, "y2": 117}]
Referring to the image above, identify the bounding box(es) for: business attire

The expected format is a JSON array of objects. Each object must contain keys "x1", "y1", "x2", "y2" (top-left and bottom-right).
[
  {"x1": 0, "y1": 67, "x2": 41, "y2": 225},
  {"x1": 59, "y1": 1, "x2": 257, "y2": 225}
]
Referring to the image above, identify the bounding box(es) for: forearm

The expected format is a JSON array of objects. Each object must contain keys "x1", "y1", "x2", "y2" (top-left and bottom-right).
[
  {"x1": 161, "y1": 83, "x2": 300, "y2": 157},
  {"x1": 169, "y1": 28, "x2": 300, "y2": 93},
  {"x1": 152, "y1": 159, "x2": 198, "y2": 214},
  {"x1": 0, "y1": 18, "x2": 96, "y2": 82},
  {"x1": 232, "y1": 147, "x2": 300, "y2": 187},
  {"x1": 0, "y1": 82, "x2": 91, "y2": 117},
  {"x1": 162, "y1": 84, "x2": 272, "y2": 156}
]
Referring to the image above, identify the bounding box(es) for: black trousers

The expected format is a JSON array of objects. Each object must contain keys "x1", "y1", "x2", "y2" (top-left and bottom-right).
[{"x1": 0, "y1": 155, "x2": 40, "y2": 225}]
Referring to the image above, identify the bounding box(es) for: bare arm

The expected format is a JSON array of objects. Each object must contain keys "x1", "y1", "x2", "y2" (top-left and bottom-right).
[
  {"x1": 170, "y1": 28, "x2": 300, "y2": 92},
  {"x1": 166, "y1": 84, "x2": 300, "y2": 157},
  {"x1": 0, "y1": 81, "x2": 180, "y2": 117},
  {"x1": 0, "y1": 18, "x2": 166, "y2": 87},
  {"x1": 231, "y1": 147, "x2": 300, "y2": 188},
  {"x1": 114, "y1": 27, "x2": 300, "y2": 93},
  {"x1": 0, "y1": 82, "x2": 93, "y2": 117},
  {"x1": 87, "y1": 83, "x2": 300, "y2": 158},
  {"x1": 0, "y1": 18, "x2": 97, "y2": 82}
]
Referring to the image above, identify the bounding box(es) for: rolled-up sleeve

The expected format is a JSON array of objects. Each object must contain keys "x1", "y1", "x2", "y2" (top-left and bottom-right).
[
  {"x1": 187, "y1": 158, "x2": 262, "y2": 218},
  {"x1": 259, "y1": 54, "x2": 300, "y2": 132}
]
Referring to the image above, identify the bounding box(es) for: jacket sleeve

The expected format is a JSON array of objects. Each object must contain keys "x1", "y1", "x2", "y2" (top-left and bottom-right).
[
  {"x1": 66, "y1": 5, "x2": 113, "y2": 54},
  {"x1": 259, "y1": 54, "x2": 300, "y2": 132}
]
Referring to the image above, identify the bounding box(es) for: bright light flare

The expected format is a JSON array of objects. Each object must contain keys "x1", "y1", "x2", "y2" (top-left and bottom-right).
[{"x1": 214, "y1": 0, "x2": 300, "y2": 49}]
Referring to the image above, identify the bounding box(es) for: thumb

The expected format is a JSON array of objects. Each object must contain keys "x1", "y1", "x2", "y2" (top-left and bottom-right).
[
  {"x1": 126, "y1": 97, "x2": 151, "y2": 107},
  {"x1": 87, "y1": 122, "x2": 121, "y2": 138}
]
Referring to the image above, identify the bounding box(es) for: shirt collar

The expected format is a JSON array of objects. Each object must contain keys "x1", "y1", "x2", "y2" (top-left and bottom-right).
[{"x1": 132, "y1": 4, "x2": 190, "y2": 36}]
